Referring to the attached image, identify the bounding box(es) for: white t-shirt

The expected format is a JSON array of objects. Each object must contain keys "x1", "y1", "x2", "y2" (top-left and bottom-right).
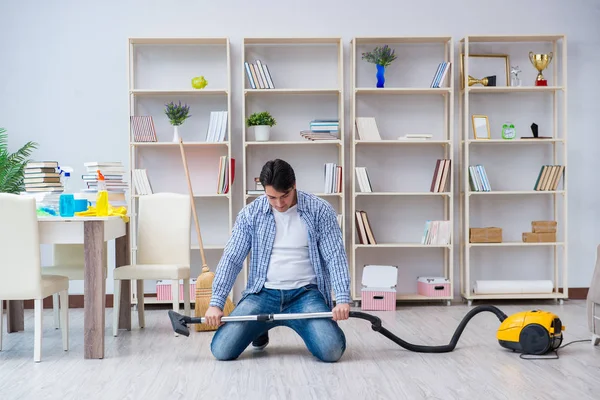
[{"x1": 264, "y1": 205, "x2": 317, "y2": 289}]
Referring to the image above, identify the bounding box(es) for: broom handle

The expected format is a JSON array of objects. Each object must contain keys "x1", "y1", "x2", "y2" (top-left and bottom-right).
[{"x1": 178, "y1": 137, "x2": 208, "y2": 269}]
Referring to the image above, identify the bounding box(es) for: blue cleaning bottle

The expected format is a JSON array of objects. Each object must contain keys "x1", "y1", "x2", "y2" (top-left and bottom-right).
[{"x1": 59, "y1": 168, "x2": 75, "y2": 217}]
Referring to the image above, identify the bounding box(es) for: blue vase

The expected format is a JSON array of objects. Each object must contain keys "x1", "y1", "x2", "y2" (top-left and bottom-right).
[{"x1": 376, "y1": 64, "x2": 385, "y2": 88}]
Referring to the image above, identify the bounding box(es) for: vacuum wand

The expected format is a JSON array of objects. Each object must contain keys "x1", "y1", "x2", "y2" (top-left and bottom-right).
[{"x1": 169, "y1": 306, "x2": 508, "y2": 354}]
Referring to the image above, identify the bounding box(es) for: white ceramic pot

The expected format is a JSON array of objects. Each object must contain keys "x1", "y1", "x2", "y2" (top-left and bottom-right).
[
  {"x1": 254, "y1": 125, "x2": 270, "y2": 141},
  {"x1": 172, "y1": 125, "x2": 180, "y2": 143}
]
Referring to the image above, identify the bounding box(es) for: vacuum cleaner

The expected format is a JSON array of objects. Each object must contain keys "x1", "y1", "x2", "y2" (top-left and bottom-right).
[{"x1": 169, "y1": 305, "x2": 565, "y2": 356}]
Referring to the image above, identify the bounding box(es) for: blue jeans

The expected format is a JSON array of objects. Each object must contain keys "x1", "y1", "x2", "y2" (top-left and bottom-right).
[{"x1": 210, "y1": 284, "x2": 346, "y2": 362}]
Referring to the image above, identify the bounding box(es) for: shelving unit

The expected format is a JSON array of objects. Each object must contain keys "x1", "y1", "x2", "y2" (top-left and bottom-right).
[
  {"x1": 241, "y1": 37, "x2": 345, "y2": 286},
  {"x1": 350, "y1": 36, "x2": 454, "y2": 305},
  {"x1": 458, "y1": 35, "x2": 568, "y2": 305},
  {"x1": 127, "y1": 37, "x2": 234, "y2": 305}
]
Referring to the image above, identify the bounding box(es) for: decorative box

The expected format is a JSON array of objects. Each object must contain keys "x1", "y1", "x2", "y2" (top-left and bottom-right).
[
  {"x1": 522, "y1": 232, "x2": 556, "y2": 243},
  {"x1": 469, "y1": 227, "x2": 502, "y2": 243},
  {"x1": 361, "y1": 265, "x2": 398, "y2": 311},
  {"x1": 531, "y1": 220, "x2": 557, "y2": 233},
  {"x1": 156, "y1": 279, "x2": 197, "y2": 301},
  {"x1": 417, "y1": 277, "x2": 451, "y2": 297}
]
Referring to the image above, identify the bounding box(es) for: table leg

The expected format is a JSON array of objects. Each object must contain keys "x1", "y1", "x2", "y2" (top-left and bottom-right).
[
  {"x1": 6, "y1": 300, "x2": 24, "y2": 333},
  {"x1": 115, "y1": 222, "x2": 131, "y2": 331},
  {"x1": 84, "y1": 221, "x2": 106, "y2": 359}
]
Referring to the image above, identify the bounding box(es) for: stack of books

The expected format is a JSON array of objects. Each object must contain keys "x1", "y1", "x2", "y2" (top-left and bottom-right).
[
  {"x1": 23, "y1": 161, "x2": 62, "y2": 193},
  {"x1": 300, "y1": 119, "x2": 339, "y2": 141},
  {"x1": 81, "y1": 162, "x2": 127, "y2": 206}
]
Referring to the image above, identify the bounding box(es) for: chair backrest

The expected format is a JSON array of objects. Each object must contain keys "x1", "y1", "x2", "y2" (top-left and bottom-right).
[
  {"x1": 0, "y1": 193, "x2": 42, "y2": 298},
  {"x1": 587, "y1": 244, "x2": 600, "y2": 333},
  {"x1": 137, "y1": 193, "x2": 191, "y2": 266}
]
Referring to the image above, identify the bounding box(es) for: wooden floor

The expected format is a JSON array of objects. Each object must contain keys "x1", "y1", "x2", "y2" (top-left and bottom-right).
[{"x1": 1, "y1": 300, "x2": 599, "y2": 400}]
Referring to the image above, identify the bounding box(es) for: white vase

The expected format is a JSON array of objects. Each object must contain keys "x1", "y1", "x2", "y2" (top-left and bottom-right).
[
  {"x1": 254, "y1": 125, "x2": 270, "y2": 141},
  {"x1": 173, "y1": 125, "x2": 180, "y2": 143}
]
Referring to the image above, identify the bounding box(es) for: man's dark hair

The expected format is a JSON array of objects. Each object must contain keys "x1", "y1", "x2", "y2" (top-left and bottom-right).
[{"x1": 259, "y1": 159, "x2": 296, "y2": 192}]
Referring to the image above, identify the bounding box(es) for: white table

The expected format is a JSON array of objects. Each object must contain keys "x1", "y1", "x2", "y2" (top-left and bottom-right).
[{"x1": 6, "y1": 216, "x2": 131, "y2": 359}]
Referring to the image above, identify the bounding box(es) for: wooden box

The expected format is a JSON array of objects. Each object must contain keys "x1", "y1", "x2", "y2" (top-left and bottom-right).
[
  {"x1": 522, "y1": 232, "x2": 556, "y2": 243},
  {"x1": 532, "y1": 220, "x2": 557, "y2": 233},
  {"x1": 469, "y1": 227, "x2": 502, "y2": 243}
]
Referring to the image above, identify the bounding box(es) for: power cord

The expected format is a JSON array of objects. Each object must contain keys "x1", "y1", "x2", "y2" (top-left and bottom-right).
[{"x1": 519, "y1": 339, "x2": 592, "y2": 360}]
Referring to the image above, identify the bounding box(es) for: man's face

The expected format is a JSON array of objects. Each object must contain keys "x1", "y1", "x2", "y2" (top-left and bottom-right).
[{"x1": 265, "y1": 185, "x2": 296, "y2": 213}]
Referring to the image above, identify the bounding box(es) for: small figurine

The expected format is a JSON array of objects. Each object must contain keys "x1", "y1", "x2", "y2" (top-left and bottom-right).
[{"x1": 510, "y1": 65, "x2": 522, "y2": 87}]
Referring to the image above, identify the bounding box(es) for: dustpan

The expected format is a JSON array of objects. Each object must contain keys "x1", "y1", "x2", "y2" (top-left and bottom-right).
[{"x1": 178, "y1": 138, "x2": 235, "y2": 331}]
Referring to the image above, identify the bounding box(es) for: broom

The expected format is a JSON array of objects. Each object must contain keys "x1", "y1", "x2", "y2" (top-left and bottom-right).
[{"x1": 178, "y1": 138, "x2": 235, "y2": 332}]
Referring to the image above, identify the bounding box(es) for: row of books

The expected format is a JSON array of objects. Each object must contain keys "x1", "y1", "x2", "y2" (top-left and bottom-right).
[
  {"x1": 355, "y1": 167, "x2": 373, "y2": 192},
  {"x1": 324, "y1": 163, "x2": 342, "y2": 194},
  {"x1": 430, "y1": 159, "x2": 451, "y2": 193},
  {"x1": 534, "y1": 165, "x2": 564, "y2": 191},
  {"x1": 206, "y1": 111, "x2": 228, "y2": 142},
  {"x1": 355, "y1": 210, "x2": 376, "y2": 245},
  {"x1": 130, "y1": 116, "x2": 158, "y2": 142},
  {"x1": 132, "y1": 169, "x2": 153, "y2": 195},
  {"x1": 430, "y1": 62, "x2": 451, "y2": 88},
  {"x1": 469, "y1": 165, "x2": 491, "y2": 192},
  {"x1": 421, "y1": 220, "x2": 451, "y2": 245},
  {"x1": 244, "y1": 60, "x2": 275, "y2": 89},
  {"x1": 217, "y1": 156, "x2": 235, "y2": 194}
]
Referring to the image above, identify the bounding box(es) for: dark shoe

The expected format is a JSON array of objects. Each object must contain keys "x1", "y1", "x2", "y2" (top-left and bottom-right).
[{"x1": 252, "y1": 332, "x2": 269, "y2": 350}]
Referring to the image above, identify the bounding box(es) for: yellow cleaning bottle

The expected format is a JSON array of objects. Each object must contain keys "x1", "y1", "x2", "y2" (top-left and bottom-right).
[{"x1": 96, "y1": 170, "x2": 109, "y2": 216}]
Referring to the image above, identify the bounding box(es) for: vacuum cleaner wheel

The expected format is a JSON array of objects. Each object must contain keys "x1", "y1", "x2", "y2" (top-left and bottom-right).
[{"x1": 519, "y1": 323, "x2": 551, "y2": 355}]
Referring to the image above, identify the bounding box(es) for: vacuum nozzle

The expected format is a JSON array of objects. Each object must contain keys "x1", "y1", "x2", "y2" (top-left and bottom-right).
[{"x1": 169, "y1": 310, "x2": 191, "y2": 337}]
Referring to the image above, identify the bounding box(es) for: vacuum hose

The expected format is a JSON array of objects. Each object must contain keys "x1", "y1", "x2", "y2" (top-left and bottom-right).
[
  {"x1": 349, "y1": 305, "x2": 508, "y2": 353},
  {"x1": 169, "y1": 305, "x2": 508, "y2": 353}
]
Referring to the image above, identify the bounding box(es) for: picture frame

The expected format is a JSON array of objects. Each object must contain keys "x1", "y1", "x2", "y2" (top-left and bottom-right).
[
  {"x1": 460, "y1": 53, "x2": 510, "y2": 89},
  {"x1": 472, "y1": 115, "x2": 491, "y2": 140}
]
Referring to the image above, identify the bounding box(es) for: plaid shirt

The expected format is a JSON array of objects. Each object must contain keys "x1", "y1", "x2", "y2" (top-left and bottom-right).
[{"x1": 210, "y1": 190, "x2": 351, "y2": 310}]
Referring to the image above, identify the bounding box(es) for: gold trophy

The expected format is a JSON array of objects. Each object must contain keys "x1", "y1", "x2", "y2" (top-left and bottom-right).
[
  {"x1": 468, "y1": 75, "x2": 496, "y2": 87},
  {"x1": 529, "y1": 52, "x2": 553, "y2": 86}
]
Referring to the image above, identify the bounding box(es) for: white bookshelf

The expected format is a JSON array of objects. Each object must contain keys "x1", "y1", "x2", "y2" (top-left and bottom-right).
[
  {"x1": 127, "y1": 37, "x2": 233, "y2": 305},
  {"x1": 241, "y1": 37, "x2": 345, "y2": 286},
  {"x1": 458, "y1": 35, "x2": 568, "y2": 305},
  {"x1": 350, "y1": 36, "x2": 454, "y2": 305}
]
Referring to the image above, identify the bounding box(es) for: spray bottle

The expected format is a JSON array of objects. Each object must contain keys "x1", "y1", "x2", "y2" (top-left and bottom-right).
[
  {"x1": 58, "y1": 166, "x2": 75, "y2": 217},
  {"x1": 96, "y1": 170, "x2": 109, "y2": 216}
]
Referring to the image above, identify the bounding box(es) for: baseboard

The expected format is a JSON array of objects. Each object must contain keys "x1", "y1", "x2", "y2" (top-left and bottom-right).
[{"x1": 13, "y1": 287, "x2": 590, "y2": 309}]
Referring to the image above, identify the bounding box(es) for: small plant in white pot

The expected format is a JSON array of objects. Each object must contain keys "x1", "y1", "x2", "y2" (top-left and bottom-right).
[{"x1": 246, "y1": 111, "x2": 276, "y2": 141}]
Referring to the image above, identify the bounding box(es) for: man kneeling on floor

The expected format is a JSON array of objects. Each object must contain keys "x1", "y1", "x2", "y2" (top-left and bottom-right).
[{"x1": 205, "y1": 159, "x2": 351, "y2": 362}]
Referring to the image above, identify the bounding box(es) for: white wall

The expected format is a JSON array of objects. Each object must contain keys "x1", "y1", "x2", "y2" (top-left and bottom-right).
[{"x1": 2, "y1": 0, "x2": 600, "y2": 298}]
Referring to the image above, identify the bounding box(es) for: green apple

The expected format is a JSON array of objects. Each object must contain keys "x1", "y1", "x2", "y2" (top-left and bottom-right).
[{"x1": 191, "y1": 76, "x2": 208, "y2": 89}]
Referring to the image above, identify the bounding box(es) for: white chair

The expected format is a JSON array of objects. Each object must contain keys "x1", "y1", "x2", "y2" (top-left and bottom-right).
[
  {"x1": 42, "y1": 244, "x2": 107, "y2": 329},
  {"x1": 113, "y1": 193, "x2": 191, "y2": 336},
  {"x1": 587, "y1": 244, "x2": 600, "y2": 346},
  {"x1": 0, "y1": 193, "x2": 69, "y2": 362}
]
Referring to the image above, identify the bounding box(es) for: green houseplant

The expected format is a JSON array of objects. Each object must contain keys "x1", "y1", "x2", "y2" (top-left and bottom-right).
[
  {"x1": 0, "y1": 127, "x2": 38, "y2": 194},
  {"x1": 246, "y1": 111, "x2": 276, "y2": 141},
  {"x1": 164, "y1": 101, "x2": 191, "y2": 142},
  {"x1": 362, "y1": 44, "x2": 397, "y2": 88}
]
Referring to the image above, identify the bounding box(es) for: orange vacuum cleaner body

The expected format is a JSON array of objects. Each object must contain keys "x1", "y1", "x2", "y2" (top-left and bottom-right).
[{"x1": 496, "y1": 309, "x2": 565, "y2": 355}]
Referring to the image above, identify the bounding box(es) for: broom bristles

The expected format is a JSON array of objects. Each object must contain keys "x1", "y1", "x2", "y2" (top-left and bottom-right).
[{"x1": 194, "y1": 267, "x2": 236, "y2": 332}]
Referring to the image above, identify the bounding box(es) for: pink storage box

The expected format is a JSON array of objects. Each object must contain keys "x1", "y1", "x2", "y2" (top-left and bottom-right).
[
  {"x1": 361, "y1": 265, "x2": 398, "y2": 311},
  {"x1": 417, "y1": 277, "x2": 451, "y2": 297},
  {"x1": 156, "y1": 279, "x2": 196, "y2": 301}
]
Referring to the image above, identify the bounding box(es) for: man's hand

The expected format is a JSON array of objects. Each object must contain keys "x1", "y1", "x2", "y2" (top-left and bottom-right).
[
  {"x1": 332, "y1": 303, "x2": 350, "y2": 321},
  {"x1": 205, "y1": 306, "x2": 224, "y2": 327}
]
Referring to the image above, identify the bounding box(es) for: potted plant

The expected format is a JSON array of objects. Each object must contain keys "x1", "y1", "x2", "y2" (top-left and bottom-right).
[
  {"x1": 0, "y1": 127, "x2": 38, "y2": 194},
  {"x1": 165, "y1": 101, "x2": 191, "y2": 142},
  {"x1": 361, "y1": 45, "x2": 397, "y2": 88},
  {"x1": 246, "y1": 111, "x2": 276, "y2": 141}
]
